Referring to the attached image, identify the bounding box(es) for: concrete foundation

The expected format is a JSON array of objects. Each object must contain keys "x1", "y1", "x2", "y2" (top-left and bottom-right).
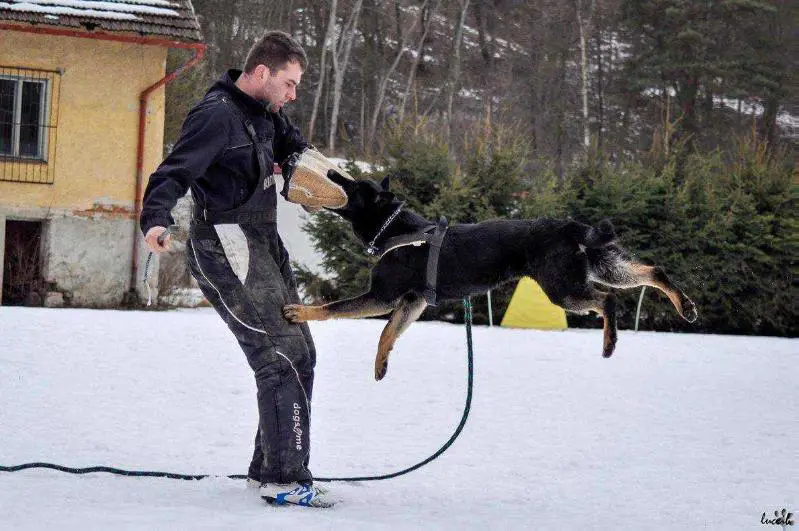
[{"x1": 0, "y1": 206, "x2": 147, "y2": 307}]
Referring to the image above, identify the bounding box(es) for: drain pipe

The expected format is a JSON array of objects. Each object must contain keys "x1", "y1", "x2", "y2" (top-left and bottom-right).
[
  {"x1": 0, "y1": 23, "x2": 205, "y2": 304},
  {"x1": 131, "y1": 43, "x2": 206, "y2": 302}
]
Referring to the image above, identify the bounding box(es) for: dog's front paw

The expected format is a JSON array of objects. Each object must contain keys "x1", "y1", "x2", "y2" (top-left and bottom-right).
[{"x1": 283, "y1": 304, "x2": 309, "y2": 323}]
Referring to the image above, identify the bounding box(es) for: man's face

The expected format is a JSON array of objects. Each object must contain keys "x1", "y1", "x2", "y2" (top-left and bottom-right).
[{"x1": 259, "y1": 60, "x2": 303, "y2": 112}]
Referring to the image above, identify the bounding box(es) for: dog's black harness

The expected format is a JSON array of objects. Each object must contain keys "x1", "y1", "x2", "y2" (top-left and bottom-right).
[
  {"x1": 423, "y1": 217, "x2": 449, "y2": 306},
  {"x1": 366, "y1": 204, "x2": 449, "y2": 307}
]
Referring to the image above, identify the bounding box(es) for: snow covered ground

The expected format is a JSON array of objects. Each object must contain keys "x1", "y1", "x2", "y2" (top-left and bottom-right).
[{"x1": 0, "y1": 307, "x2": 795, "y2": 529}]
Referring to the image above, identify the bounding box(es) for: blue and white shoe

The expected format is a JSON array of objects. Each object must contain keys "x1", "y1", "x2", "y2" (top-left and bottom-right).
[{"x1": 260, "y1": 482, "x2": 334, "y2": 508}]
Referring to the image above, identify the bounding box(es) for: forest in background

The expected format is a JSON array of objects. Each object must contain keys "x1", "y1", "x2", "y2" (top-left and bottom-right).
[
  {"x1": 162, "y1": 0, "x2": 797, "y2": 335},
  {"x1": 167, "y1": 0, "x2": 798, "y2": 163}
]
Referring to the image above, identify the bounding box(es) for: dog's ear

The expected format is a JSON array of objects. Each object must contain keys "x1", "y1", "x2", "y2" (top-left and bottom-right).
[
  {"x1": 380, "y1": 175, "x2": 391, "y2": 191},
  {"x1": 377, "y1": 191, "x2": 396, "y2": 205}
]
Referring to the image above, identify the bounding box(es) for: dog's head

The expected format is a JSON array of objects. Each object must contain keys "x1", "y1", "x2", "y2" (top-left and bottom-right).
[{"x1": 326, "y1": 171, "x2": 400, "y2": 238}]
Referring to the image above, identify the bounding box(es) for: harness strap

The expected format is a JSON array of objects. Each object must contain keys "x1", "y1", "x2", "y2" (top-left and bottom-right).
[
  {"x1": 217, "y1": 96, "x2": 268, "y2": 184},
  {"x1": 423, "y1": 217, "x2": 449, "y2": 306},
  {"x1": 379, "y1": 228, "x2": 434, "y2": 258},
  {"x1": 194, "y1": 95, "x2": 275, "y2": 224},
  {"x1": 364, "y1": 203, "x2": 449, "y2": 306}
]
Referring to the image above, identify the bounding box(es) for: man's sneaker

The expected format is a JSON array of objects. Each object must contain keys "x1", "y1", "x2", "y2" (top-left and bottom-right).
[
  {"x1": 260, "y1": 482, "x2": 334, "y2": 508},
  {"x1": 249, "y1": 478, "x2": 327, "y2": 496}
]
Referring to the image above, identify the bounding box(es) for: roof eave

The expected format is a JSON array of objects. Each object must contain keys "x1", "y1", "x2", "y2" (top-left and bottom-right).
[{"x1": 0, "y1": 20, "x2": 204, "y2": 47}]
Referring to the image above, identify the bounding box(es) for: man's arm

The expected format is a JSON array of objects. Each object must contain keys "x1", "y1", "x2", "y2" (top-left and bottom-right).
[{"x1": 140, "y1": 102, "x2": 231, "y2": 244}]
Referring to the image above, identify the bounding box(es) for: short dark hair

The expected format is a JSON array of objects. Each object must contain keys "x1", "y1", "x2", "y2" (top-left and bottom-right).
[{"x1": 243, "y1": 31, "x2": 308, "y2": 74}]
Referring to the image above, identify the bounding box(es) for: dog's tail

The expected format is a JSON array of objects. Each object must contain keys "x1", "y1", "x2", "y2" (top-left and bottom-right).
[{"x1": 583, "y1": 219, "x2": 616, "y2": 248}]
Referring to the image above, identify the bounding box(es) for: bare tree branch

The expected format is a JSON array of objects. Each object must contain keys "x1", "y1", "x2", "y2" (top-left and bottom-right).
[
  {"x1": 367, "y1": 0, "x2": 430, "y2": 151},
  {"x1": 328, "y1": 0, "x2": 364, "y2": 151},
  {"x1": 399, "y1": 0, "x2": 443, "y2": 123},
  {"x1": 308, "y1": 0, "x2": 337, "y2": 143},
  {"x1": 445, "y1": 0, "x2": 471, "y2": 144}
]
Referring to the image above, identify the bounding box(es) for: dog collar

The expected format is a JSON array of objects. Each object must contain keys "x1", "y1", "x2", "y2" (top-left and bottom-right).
[{"x1": 366, "y1": 201, "x2": 406, "y2": 255}]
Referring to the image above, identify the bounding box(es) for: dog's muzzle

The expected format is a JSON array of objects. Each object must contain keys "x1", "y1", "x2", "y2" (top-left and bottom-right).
[{"x1": 281, "y1": 148, "x2": 353, "y2": 209}]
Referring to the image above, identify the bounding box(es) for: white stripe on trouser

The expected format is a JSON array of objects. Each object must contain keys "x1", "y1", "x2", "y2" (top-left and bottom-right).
[{"x1": 189, "y1": 237, "x2": 311, "y2": 414}]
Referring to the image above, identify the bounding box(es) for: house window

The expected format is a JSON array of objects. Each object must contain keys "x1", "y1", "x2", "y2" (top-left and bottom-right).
[{"x1": 0, "y1": 66, "x2": 60, "y2": 184}]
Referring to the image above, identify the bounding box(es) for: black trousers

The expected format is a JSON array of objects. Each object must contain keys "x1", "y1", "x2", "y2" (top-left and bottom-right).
[{"x1": 186, "y1": 221, "x2": 316, "y2": 484}]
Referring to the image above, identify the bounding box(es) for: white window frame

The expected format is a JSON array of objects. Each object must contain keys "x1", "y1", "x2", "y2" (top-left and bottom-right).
[{"x1": 0, "y1": 75, "x2": 51, "y2": 161}]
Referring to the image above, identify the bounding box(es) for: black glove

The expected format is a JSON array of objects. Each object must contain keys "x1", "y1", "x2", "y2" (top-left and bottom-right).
[{"x1": 280, "y1": 149, "x2": 305, "y2": 200}]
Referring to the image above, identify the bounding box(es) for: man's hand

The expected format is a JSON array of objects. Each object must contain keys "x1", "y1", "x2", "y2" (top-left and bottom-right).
[
  {"x1": 280, "y1": 150, "x2": 303, "y2": 200},
  {"x1": 144, "y1": 226, "x2": 172, "y2": 253}
]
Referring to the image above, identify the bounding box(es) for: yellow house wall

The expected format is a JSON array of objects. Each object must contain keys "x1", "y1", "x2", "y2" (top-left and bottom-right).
[
  {"x1": 0, "y1": 30, "x2": 167, "y2": 213},
  {"x1": 0, "y1": 30, "x2": 174, "y2": 305}
]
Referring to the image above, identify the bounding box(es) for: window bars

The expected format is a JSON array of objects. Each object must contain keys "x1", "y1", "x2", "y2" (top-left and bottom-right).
[{"x1": 0, "y1": 66, "x2": 61, "y2": 184}]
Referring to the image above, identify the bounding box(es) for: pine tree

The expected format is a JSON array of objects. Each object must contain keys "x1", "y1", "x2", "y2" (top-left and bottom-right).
[{"x1": 621, "y1": 0, "x2": 779, "y2": 151}]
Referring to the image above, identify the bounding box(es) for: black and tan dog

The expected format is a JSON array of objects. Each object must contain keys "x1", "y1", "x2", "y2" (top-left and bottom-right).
[{"x1": 283, "y1": 174, "x2": 698, "y2": 380}]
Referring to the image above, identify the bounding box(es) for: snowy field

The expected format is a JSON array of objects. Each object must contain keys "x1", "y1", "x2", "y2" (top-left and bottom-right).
[{"x1": 0, "y1": 307, "x2": 796, "y2": 530}]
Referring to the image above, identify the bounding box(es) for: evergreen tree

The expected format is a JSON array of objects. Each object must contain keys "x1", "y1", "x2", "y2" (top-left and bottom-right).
[
  {"x1": 526, "y1": 138, "x2": 796, "y2": 336},
  {"x1": 621, "y1": 0, "x2": 780, "y2": 151}
]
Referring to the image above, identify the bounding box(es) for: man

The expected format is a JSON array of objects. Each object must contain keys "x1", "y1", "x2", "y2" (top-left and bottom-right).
[{"x1": 140, "y1": 31, "x2": 331, "y2": 508}]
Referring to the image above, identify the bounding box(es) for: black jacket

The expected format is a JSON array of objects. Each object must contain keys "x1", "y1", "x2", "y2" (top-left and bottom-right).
[{"x1": 140, "y1": 69, "x2": 308, "y2": 235}]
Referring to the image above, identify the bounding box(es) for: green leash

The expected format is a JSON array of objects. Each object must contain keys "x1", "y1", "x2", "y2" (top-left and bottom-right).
[{"x1": 0, "y1": 297, "x2": 475, "y2": 483}]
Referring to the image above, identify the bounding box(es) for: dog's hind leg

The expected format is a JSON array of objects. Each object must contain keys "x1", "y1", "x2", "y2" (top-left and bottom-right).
[
  {"x1": 283, "y1": 292, "x2": 395, "y2": 323},
  {"x1": 594, "y1": 261, "x2": 697, "y2": 323},
  {"x1": 634, "y1": 264, "x2": 697, "y2": 322},
  {"x1": 562, "y1": 290, "x2": 618, "y2": 358},
  {"x1": 374, "y1": 293, "x2": 428, "y2": 381}
]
